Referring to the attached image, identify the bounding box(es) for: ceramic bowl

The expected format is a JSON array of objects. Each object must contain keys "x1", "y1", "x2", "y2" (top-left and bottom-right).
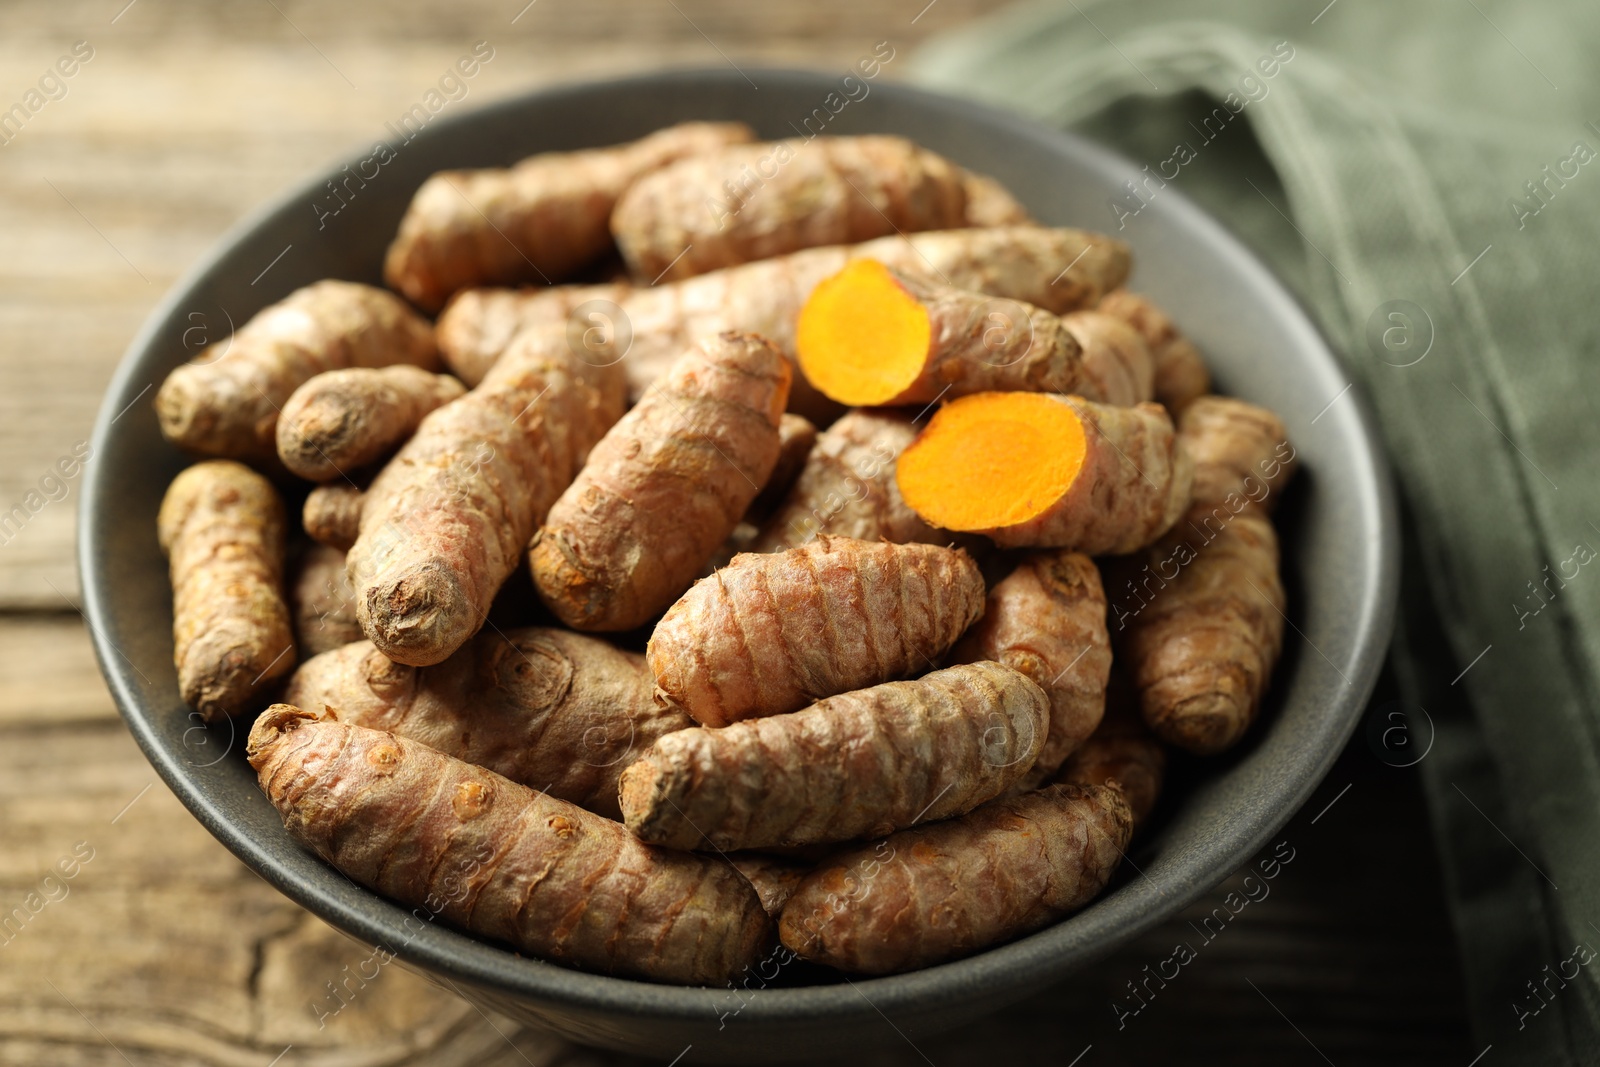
[{"x1": 80, "y1": 68, "x2": 1398, "y2": 1062}]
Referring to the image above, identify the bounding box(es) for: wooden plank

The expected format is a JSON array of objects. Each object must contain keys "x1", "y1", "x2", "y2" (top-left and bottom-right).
[{"x1": 0, "y1": 617, "x2": 119, "y2": 728}]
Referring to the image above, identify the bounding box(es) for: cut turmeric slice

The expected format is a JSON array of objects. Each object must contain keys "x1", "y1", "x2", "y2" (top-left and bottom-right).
[
  {"x1": 796, "y1": 259, "x2": 1088, "y2": 407},
  {"x1": 896, "y1": 392, "x2": 1192, "y2": 553},
  {"x1": 798, "y1": 260, "x2": 932, "y2": 404}
]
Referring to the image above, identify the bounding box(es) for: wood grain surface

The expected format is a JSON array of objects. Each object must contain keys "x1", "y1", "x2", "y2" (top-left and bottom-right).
[{"x1": 0, "y1": 1, "x2": 1470, "y2": 1063}]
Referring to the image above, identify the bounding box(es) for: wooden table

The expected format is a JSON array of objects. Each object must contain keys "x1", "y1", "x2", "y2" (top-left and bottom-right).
[{"x1": 0, "y1": 2, "x2": 1471, "y2": 1062}]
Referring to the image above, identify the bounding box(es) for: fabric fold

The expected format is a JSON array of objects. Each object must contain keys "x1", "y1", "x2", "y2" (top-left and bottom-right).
[{"x1": 912, "y1": 2, "x2": 1600, "y2": 1057}]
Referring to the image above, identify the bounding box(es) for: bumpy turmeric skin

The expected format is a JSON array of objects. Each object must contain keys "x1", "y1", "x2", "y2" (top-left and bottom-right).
[
  {"x1": 247, "y1": 705, "x2": 771, "y2": 985},
  {"x1": 384, "y1": 122, "x2": 755, "y2": 311},
  {"x1": 347, "y1": 327, "x2": 627, "y2": 667},
  {"x1": 158, "y1": 460, "x2": 294, "y2": 721},
  {"x1": 155, "y1": 281, "x2": 439, "y2": 465},
  {"x1": 433, "y1": 227, "x2": 1131, "y2": 397},
  {"x1": 1097, "y1": 290, "x2": 1210, "y2": 416},
  {"x1": 647, "y1": 536, "x2": 986, "y2": 727},
  {"x1": 952, "y1": 550, "x2": 1111, "y2": 789},
  {"x1": 752, "y1": 409, "x2": 941, "y2": 553},
  {"x1": 611, "y1": 135, "x2": 977, "y2": 281},
  {"x1": 288, "y1": 544, "x2": 363, "y2": 658},
  {"x1": 1115, "y1": 500, "x2": 1286, "y2": 756},
  {"x1": 1056, "y1": 691, "x2": 1166, "y2": 829},
  {"x1": 779, "y1": 783, "x2": 1131, "y2": 975},
  {"x1": 1179, "y1": 395, "x2": 1297, "y2": 510},
  {"x1": 284, "y1": 626, "x2": 691, "y2": 820},
  {"x1": 302, "y1": 482, "x2": 364, "y2": 551},
  {"x1": 275, "y1": 366, "x2": 464, "y2": 482},
  {"x1": 529, "y1": 332, "x2": 791, "y2": 632},
  {"x1": 619, "y1": 661, "x2": 1047, "y2": 851}
]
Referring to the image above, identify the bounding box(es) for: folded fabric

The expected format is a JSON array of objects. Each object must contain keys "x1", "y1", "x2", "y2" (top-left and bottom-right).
[{"x1": 912, "y1": 2, "x2": 1600, "y2": 1060}]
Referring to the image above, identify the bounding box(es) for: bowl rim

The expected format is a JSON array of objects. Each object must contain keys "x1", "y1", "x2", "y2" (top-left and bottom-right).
[{"x1": 79, "y1": 64, "x2": 1399, "y2": 1025}]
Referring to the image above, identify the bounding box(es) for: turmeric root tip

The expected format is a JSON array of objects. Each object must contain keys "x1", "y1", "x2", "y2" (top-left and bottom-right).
[
  {"x1": 276, "y1": 366, "x2": 464, "y2": 482},
  {"x1": 729, "y1": 854, "x2": 812, "y2": 919},
  {"x1": 302, "y1": 482, "x2": 364, "y2": 551},
  {"x1": 896, "y1": 392, "x2": 1192, "y2": 554},
  {"x1": 797, "y1": 259, "x2": 1086, "y2": 406}
]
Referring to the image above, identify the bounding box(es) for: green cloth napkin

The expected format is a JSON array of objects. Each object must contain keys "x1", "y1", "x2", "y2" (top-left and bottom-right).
[{"x1": 911, "y1": 1, "x2": 1600, "y2": 1059}]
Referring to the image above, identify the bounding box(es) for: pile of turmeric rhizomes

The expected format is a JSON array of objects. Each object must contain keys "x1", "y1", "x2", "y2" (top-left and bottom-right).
[{"x1": 152, "y1": 122, "x2": 1298, "y2": 986}]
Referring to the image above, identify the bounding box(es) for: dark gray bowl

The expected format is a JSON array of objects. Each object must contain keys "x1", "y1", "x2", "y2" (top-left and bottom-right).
[{"x1": 80, "y1": 68, "x2": 1397, "y2": 1062}]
